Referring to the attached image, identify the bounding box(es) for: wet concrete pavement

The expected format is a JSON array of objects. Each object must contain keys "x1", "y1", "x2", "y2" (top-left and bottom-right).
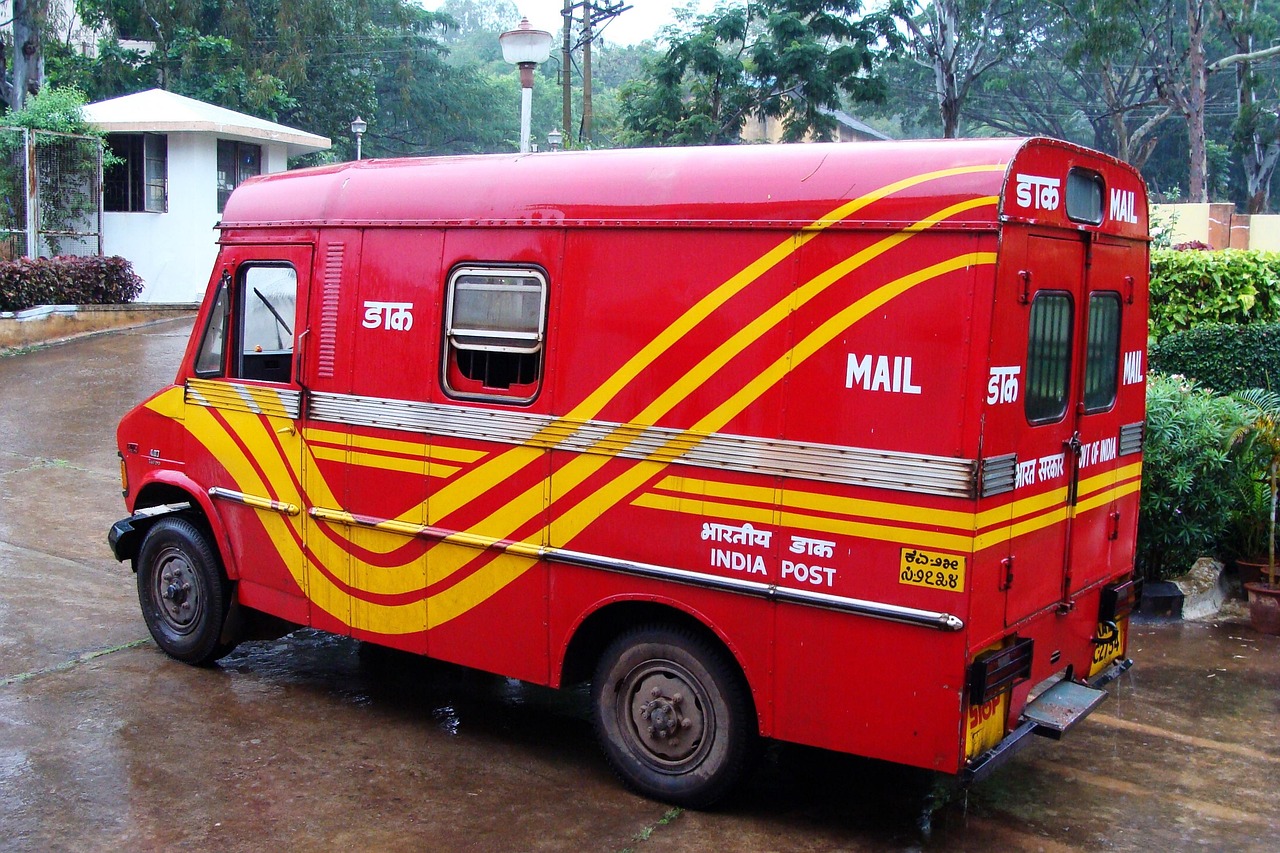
[{"x1": 1, "y1": 320, "x2": 1278, "y2": 851}]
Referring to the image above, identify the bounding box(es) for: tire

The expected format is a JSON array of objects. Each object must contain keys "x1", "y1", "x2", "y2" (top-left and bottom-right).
[
  {"x1": 592, "y1": 625, "x2": 755, "y2": 808},
  {"x1": 136, "y1": 517, "x2": 236, "y2": 666}
]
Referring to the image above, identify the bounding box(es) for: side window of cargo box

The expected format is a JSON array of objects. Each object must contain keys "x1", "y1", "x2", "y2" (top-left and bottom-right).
[
  {"x1": 1025, "y1": 291, "x2": 1073, "y2": 423},
  {"x1": 193, "y1": 264, "x2": 298, "y2": 384},
  {"x1": 443, "y1": 266, "x2": 547, "y2": 403}
]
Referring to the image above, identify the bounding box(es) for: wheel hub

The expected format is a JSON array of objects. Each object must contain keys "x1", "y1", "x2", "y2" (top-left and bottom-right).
[
  {"x1": 154, "y1": 549, "x2": 200, "y2": 631},
  {"x1": 627, "y1": 671, "x2": 706, "y2": 765}
]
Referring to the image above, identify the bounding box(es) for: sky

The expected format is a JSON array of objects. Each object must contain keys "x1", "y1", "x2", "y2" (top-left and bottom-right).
[{"x1": 420, "y1": 2, "x2": 721, "y2": 46}]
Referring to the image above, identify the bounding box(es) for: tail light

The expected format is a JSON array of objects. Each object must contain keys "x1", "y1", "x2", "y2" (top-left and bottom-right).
[
  {"x1": 1099, "y1": 579, "x2": 1138, "y2": 624},
  {"x1": 968, "y1": 637, "x2": 1034, "y2": 705}
]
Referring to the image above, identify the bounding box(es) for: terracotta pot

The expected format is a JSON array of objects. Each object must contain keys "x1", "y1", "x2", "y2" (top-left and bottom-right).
[
  {"x1": 1236, "y1": 559, "x2": 1273, "y2": 587},
  {"x1": 1244, "y1": 582, "x2": 1280, "y2": 635}
]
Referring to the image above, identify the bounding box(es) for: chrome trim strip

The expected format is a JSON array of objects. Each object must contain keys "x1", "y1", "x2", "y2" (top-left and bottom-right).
[
  {"x1": 308, "y1": 391, "x2": 978, "y2": 498},
  {"x1": 209, "y1": 486, "x2": 300, "y2": 516},
  {"x1": 311, "y1": 505, "x2": 964, "y2": 631}
]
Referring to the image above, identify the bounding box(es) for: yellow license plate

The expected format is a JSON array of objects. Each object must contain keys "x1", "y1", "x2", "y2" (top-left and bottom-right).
[
  {"x1": 899, "y1": 548, "x2": 966, "y2": 592},
  {"x1": 965, "y1": 690, "x2": 1009, "y2": 760},
  {"x1": 1088, "y1": 619, "x2": 1127, "y2": 677}
]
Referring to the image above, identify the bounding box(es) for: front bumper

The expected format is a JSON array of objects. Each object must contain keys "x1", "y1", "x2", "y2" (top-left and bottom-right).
[{"x1": 107, "y1": 502, "x2": 192, "y2": 563}]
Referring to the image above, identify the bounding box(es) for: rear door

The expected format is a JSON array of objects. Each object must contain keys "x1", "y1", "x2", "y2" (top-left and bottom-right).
[
  {"x1": 992, "y1": 229, "x2": 1136, "y2": 627},
  {"x1": 997, "y1": 230, "x2": 1083, "y2": 626}
]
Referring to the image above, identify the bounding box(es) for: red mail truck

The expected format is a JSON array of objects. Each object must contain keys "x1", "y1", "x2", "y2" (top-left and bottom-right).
[{"x1": 111, "y1": 138, "x2": 1146, "y2": 806}]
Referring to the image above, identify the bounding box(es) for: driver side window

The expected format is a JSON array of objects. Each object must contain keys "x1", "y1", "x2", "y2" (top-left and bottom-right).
[{"x1": 193, "y1": 264, "x2": 299, "y2": 383}]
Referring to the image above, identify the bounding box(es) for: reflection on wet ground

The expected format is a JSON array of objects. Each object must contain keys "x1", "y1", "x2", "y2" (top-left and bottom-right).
[{"x1": 2, "y1": 321, "x2": 1278, "y2": 851}]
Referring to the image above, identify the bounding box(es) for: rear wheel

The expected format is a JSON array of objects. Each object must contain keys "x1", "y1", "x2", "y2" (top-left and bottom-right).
[
  {"x1": 592, "y1": 625, "x2": 755, "y2": 808},
  {"x1": 136, "y1": 517, "x2": 236, "y2": 665}
]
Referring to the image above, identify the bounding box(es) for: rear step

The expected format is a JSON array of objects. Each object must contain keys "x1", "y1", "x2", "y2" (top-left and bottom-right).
[
  {"x1": 1021, "y1": 679, "x2": 1109, "y2": 740},
  {"x1": 962, "y1": 658, "x2": 1131, "y2": 783}
]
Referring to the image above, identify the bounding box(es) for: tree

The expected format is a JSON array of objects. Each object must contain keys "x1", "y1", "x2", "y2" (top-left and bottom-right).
[
  {"x1": 961, "y1": 1, "x2": 1176, "y2": 170},
  {"x1": 890, "y1": 0, "x2": 1034, "y2": 137},
  {"x1": 618, "y1": 0, "x2": 895, "y2": 146},
  {"x1": 1211, "y1": 0, "x2": 1280, "y2": 213}
]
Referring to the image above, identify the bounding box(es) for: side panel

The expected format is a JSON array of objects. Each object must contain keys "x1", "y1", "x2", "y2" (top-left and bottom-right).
[{"x1": 417, "y1": 227, "x2": 563, "y2": 684}]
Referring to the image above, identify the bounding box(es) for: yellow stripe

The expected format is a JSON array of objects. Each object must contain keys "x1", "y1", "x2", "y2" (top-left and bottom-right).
[
  {"x1": 637, "y1": 198, "x2": 998, "y2": 425},
  {"x1": 567, "y1": 166, "x2": 1006, "y2": 424},
  {"x1": 699, "y1": 250, "x2": 996, "y2": 435},
  {"x1": 304, "y1": 427, "x2": 485, "y2": 464},
  {"x1": 650, "y1": 474, "x2": 1067, "y2": 534},
  {"x1": 310, "y1": 445, "x2": 459, "y2": 478},
  {"x1": 551, "y1": 251, "x2": 999, "y2": 549},
  {"x1": 637, "y1": 476, "x2": 1142, "y2": 556},
  {"x1": 632, "y1": 492, "x2": 976, "y2": 552}
]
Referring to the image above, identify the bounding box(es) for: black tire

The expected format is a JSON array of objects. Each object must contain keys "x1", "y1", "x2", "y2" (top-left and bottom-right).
[
  {"x1": 592, "y1": 625, "x2": 755, "y2": 808},
  {"x1": 136, "y1": 517, "x2": 236, "y2": 666}
]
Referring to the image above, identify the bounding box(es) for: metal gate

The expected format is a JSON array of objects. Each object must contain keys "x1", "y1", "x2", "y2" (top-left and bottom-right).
[{"x1": 0, "y1": 127, "x2": 104, "y2": 260}]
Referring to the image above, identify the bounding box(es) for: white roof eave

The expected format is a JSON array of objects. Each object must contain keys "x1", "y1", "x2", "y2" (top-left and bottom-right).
[{"x1": 84, "y1": 89, "x2": 331, "y2": 155}]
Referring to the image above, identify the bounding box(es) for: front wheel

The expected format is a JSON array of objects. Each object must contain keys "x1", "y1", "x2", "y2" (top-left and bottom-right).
[
  {"x1": 592, "y1": 625, "x2": 755, "y2": 808},
  {"x1": 136, "y1": 517, "x2": 236, "y2": 665}
]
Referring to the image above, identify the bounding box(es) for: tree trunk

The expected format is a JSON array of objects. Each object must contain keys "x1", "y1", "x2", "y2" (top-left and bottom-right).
[
  {"x1": 934, "y1": 2, "x2": 961, "y2": 138},
  {"x1": 11, "y1": 0, "x2": 47, "y2": 111},
  {"x1": 1185, "y1": 0, "x2": 1209, "y2": 202}
]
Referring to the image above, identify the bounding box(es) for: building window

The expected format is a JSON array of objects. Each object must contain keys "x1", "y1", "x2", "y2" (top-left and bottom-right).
[
  {"x1": 217, "y1": 140, "x2": 262, "y2": 212},
  {"x1": 443, "y1": 266, "x2": 547, "y2": 403},
  {"x1": 104, "y1": 133, "x2": 167, "y2": 213}
]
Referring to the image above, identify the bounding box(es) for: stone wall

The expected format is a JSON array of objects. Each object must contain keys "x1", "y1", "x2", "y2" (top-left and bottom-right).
[{"x1": 0, "y1": 304, "x2": 196, "y2": 351}]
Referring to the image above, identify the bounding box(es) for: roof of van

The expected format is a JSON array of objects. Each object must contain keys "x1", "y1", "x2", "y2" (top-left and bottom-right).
[{"x1": 219, "y1": 139, "x2": 1139, "y2": 232}]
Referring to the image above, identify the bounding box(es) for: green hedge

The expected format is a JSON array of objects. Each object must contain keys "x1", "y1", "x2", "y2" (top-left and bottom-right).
[
  {"x1": 0, "y1": 256, "x2": 143, "y2": 312},
  {"x1": 1138, "y1": 374, "x2": 1244, "y2": 580},
  {"x1": 1149, "y1": 323, "x2": 1280, "y2": 394},
  {"x1": 1149, "y1": 249, "x2": 1280, "y2": 339}
]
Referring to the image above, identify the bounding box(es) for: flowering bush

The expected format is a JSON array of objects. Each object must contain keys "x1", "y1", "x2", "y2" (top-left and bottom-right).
[{"x1": 1137, "y1": 374, "x2": 1244, "y2": 580}]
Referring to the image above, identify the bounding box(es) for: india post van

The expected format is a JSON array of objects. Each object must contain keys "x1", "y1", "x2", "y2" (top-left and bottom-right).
[{"x1": 110, "y1": 139, "x2": 1146, "y2": 806}]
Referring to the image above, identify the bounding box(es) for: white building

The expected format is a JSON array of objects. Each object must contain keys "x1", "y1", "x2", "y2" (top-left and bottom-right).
[{"x1": 83, "y1": 89, "x2": 330, "y2": 303}]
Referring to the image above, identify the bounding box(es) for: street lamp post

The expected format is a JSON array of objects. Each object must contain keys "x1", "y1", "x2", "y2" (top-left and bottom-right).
[
  {"x1": 499, "y1": 17, "x2": 553, "y2": 154},
  {"x1": 548, "y1": 128, "x2": 564, "y2": 152},
  {"x1": 350, "y1": 116, "x2": 367, "y2": 160}
]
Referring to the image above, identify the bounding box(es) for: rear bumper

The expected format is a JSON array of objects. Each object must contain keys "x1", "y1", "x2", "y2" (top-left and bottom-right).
[{"x1": 961, "y1": 657, "x2": 1132, "y2": 784}]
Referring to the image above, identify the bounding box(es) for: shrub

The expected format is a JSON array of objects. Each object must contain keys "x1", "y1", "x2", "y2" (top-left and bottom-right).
[
  {"x1": 1137, "y1": 374, "x2": 1243, "y2": 580},
  {"x1": 1149, "y1": 323, "x2": 1280, "y2": 394},
  {"x1": 0, "y1": 255, "x2": 144, "y2": 311},
  {"x1": 1149, "y1": 249, "x2": 1280, "y2": 339}
]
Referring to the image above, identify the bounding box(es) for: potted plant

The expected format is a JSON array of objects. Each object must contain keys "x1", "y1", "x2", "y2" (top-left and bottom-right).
[
  {"x1": 1225, "y1": 472, "x2": 1273, "y2": 585},
  {"x1": 1227, "y1": 388, "x2": 1280, "y2": 633}
]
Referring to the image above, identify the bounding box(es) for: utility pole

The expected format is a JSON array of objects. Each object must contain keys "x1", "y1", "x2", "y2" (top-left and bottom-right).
[
  {"x1": 561, "y1": 0, "x2": 573, "y2": 142},
  {"x1": 582, "y1": 3, "x2": 594, "y2": 143},
  {"x1": 559, "y1": 1, "x2": 631, "y2": 147}
]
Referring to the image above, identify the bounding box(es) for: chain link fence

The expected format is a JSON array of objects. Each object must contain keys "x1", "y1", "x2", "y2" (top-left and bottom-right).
[{"x1": 0, "y1": 127, "x2": 104, "y2": 260}]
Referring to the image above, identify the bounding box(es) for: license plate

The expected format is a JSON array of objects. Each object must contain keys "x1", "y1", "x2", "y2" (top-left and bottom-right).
[
  {"x1": 898, "y1": 547, "x2": 966, "y2": 592},
  {"x1": 1088, "y1": 619, "x2": 1126, "y2": 677}
]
